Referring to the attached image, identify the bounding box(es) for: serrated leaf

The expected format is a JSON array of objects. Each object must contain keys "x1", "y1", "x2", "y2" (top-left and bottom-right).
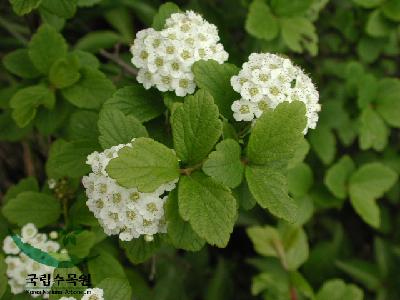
[
  {"x1": 73, "y1": 50, "x2": 100, "y2": 68},
  {"x1": 35, "y1": 99, "x2": 72, "y2": 135},
  {"x1": 366, "y1": 10, "x2": 392, "y2": 38},
  {"x1": 88, "y1": 249, "x2": 126, "y2": 285},
  {"x1": 280, "y1": 17, "x2": 318, "y2": 56},
  {"x1": 75, "y1": 31, "x2": 121, "y2": 52},
  {"x1": 3, "y1": 176, "x2": 39, "y2": 203},
  {"x1": 247, "y1": 101, "x2": 307, "y2": 167},
  {"x1": 246, "y1": 166, "x2": 297, "y2": 223},
  {"x1": 62, "y1": 67, "x2": 115, "y2": 109},
  {"x1": 49, "y1": 53, "x2": 81, "y2": 88},
  {"x1": 245, "y1": 0, "x2": 279, "y2": 41},
  {"x1": 2, "y1": 191, "x2": 61, "y2": 228},
  {"x1": 40, "y1": 0, "x2": 77, "y2": 18},
  {"x1": 271, "y1": 0, "x2": 313, "y2": 16},
  {"x1": 121, "y1": 236, "x2": 161, "y2": 264},
  {"x1": 381, "y1": 0, "x2": 400, "y2": 22},
  {"x1": 98, "y1": 277, "x2": 132, "y2": 300},
  {"x1": 178, "y1": 172, "x2": 237, "y2": 247},
  {"x1": 65, "y1": 230, "x2": 96, "y2": 258},
  {"x1": 28, "y1": 24, "x2": 67, "y2": 74},
  {"x1": 202, "y1": 139, "x2": 244, "y2": 188},
  {"x1": 9, "y1": 0, "x2": 41, "y2": 15},
  {"x1": 98, "y1": 108, "x2": 148, "y2": 149},
  {"x1": 316, "y1": 279, "x2": 364, "y2": 300},
  {"x1": 46, "y1": 139, "x2": 99, "y2": 179},
  {"x1": 357, "y1": 73, "x2": 378, "y2": 109},
  {"x1": 39, "y1": 6, "x2": 65, "y2": 31},
  {"x1": 376, "y1": 78, "x2": 400, "y2": 128},
  {"x1": 152, "y1": 2, "x2": 181, "y2": 30},
  {"x1": 324, "y1": 155, "x2": 355, "y2": 199},
  {"x1": 359, "y1": 107, "x2": 388, "y2": 151},
  {"x1": 103, "y1": 85, "x2": 164, "y2": 122},
  {"x1": 107, "y1": 137, "x2": 180, "y2": 192},
  {"x1": 309, "y1": 125, "x2": 336, "y2": 165},
  {"x1": 10, "y1": 85, "x2": 55, "y2": 127},
  {"x1": 192, "y1": 60, "x2": 240, "y2": 119},
  {"x1": 349, "y1": 163, "x2": 398, "y2": 227},
  {"x1": 165, "y1": 190, "x2": 205, "y2": 251},
  {"x1": 171, "y1": 89, "x2": 222, "y2": 165},
  {"x1": 3, "y1": 49, "x2": 40, "y2": 79}
]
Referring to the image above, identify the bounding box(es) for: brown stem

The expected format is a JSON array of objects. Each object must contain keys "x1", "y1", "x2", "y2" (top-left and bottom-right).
[
  {"x1": 99, "y1": 49, "x2": 138, "y2": 76},
  {"x1": 22, "y1": 142, "x2": 34, "y2": 177},
  {"x1": 179, "y1": 162, "x2": 203, "y2": 176}
]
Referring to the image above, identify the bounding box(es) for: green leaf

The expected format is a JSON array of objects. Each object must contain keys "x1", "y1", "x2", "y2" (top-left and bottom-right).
[
  {"x1": 366, "y1": 10, "x2": 392, "y2": 38},
  {"x1": 3, "y1": 49, "x2": 40, "y2": 79},
  {"x1": 2, "y1": 191, "x2": 61, "y2": 228},
  {"x1": 349, "y1": 163, "x2": 398, "y2": 227},
  {"x1": 0, "y1": 112, "x2": 32, "y2": 141},
  {"x1": 309, "y1": 125, "x2": 336, "y2": 165},
  {"x1": 352, "y1": 0, "x2": 383, "y2": 8},
  {"x1": 205, "y1": 259, "x2": 233, "y2": 300},
  {"x1": 73, "y1": 50, "x2": 100, "y2": 68},
  {"x1": 316, "y1": 279, "x2": 364, "y2": 300},
  {"x1": 98, "y1": 108, "x2": 148, "y2": 149},
  {"x1": 192, "y1": 60, "x2": 240, "y2": 119},
  {"x1": 39, "y1": 6, "x2": 65, "y2": 31},
  {"x1": 0, "y1": 253, "x2": 6, "y2": 298},
  {"x1": 246, "y1": 166, "x2": 297, "y2": 223},
  {"x1": 103, "y1": 85, "x2": 164, "y2": 122},
  {"x1": 335, "y1": 260, "x2": 380, "y2": 290},
  {"x1": 152, "y1": 2, "x2": 181, "y2": 30},
  {"x1": 280, "y1": 17, "x2": 318, "y2": 55},
  {"x1": 49, "y1": 53, "x2": 81, "y2": 89},
  {"x1": 28, "y1": 24, "x2": 67, "y2": 74},
  {"x1": 105, "y1": 8, "x2": 134, "y2": 43},
  {"x1": 97, "y1": 277, "x2": 132, "y2": 300},
  {"x1": 121, "y1": 236, "x2": 161, "y2": 264},
  {"x1": 376, "y1": 78, "x2": 400, "y2": 128},
  {"x1": 107, "y1": 137, "x2": 180, "y2": 192},
  {"x1": 324, "y1": 155, "x2": 355, "y2": 199},
  {"x1": 271, "y1": 0, "x2": 313, "y2": 16},
  {"x1": 9, "y1": 0, "x2": 41, "y2": 15},
  {"x1": 65, "y1": 230, "x2": 96, "y2": 258},
  {"x1": 247, "y1": 223, "x2": 309, "y2": 270},
  {"x1": 67, "y1": 110, "x2": 99, "y2": 141},
  {"x1": 288, "y1": 138, "x2": 310, "y2": 168},
  {"x1": 359, "y1": 107, "x2": 388, "y2": 151},
  {"x1": 75, "y1": 31, "x2": 122, "y2": 52},
  {"x1": 46, "y1": 139, "x2": 99, "y2": 179},
  {"x1": 245, "y1": 0, "x2": 279, "y2": 41},
  {"x1": 62, "y1": 67, "x2": 115, "y2": 109},
  {"x1": 77, "y1": 0, "x2": 102, "y2": 7},
  {"x1": 40, "y1": 0, "x2": 77, "y2": 18},
  {"x1": 381, "y1": 0, "x2": 400, "y2": 22},
  {"x1": 357, "y1": 37, "x2": 382, "y2": 64},
  {"x1": 178, "y1": 172, "x2": 237, "y2": 247},
  {"x1": 202, "y1": 139, "x2": 244, "y2": 189},
  {"x1": 247, "y1": 101, "x2": 307, "y2": 167},
  {"x1": 165, "y1": 190, "x2": 205, "y2": 251},
  {"x1": 88, "y1": 249, "x2": 126, "y2": 285},
  {"x1": 50, "y1": 267, "x2": 84, "y2": 300},
  {"x1": 10, "y1": 85, "x2": 55, "y2": 127},
  {"x1": 3, "y1": 176, "x2": 39, "y2": 203},
  {"x1": 35, "y1": 99, "x2": 72, "y2": 135},
  {"x1": 171, "y1": 89, "x2": 222, "y2": 165},
  {"x1": 69, "y1": 194, "x2": 98, "y2": 226},
  {"x1": 287, "y1": 162, "x2": 313, "y2": 197},
  {"x1": 357, "y1": 73, "x2": 378, "y2": 109}
]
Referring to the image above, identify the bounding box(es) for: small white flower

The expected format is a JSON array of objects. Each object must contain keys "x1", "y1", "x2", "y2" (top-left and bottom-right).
[
  {"x1": 82, "y1": 141, "x2": 177, "y2": 242},
  {"x1": 82, "y1": 288, "x2": 104, "y2": 300},
  {"x1": 3, "y1": 236, "x2": 20, "y2": 255},
  {"x1": 130, "y1": 10, "x2": 229, "y2": 96},
  {"x1": 231, "y1": 99, "x2": 256, "y2": 122},
  {"x1": 49, "y1": 231, "x2": 58, "y2": 240},
  {"x1": 59, "y1": 297, "x2": 77, "y2": 300},
  {"x1": 230, "y1": 53, "x2": 320, "y2": 133},
  {"x1": 21, "y1": 223, "x2": 38, "y2": 241},
  {"x1": 47, "y1": 178, "x2": 57, "y2": 189}
]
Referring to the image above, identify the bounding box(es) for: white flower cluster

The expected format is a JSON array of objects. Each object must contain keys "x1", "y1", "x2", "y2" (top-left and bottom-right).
[
  {"x1": 82, "y1": 141, "x2": 177, "y2": 242},
  {"x1": 131, "y1": 11, "x2": 229, "y2": 96},
  {"x1": 2, "y1": 224, "x2": 61, "y2": 298},
  {"x1": 60, "y1": 288, "x2": 104, "y2": 300},
  {"x1": 231, "y1": 53, "x2": 320, "y2": 134}
]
